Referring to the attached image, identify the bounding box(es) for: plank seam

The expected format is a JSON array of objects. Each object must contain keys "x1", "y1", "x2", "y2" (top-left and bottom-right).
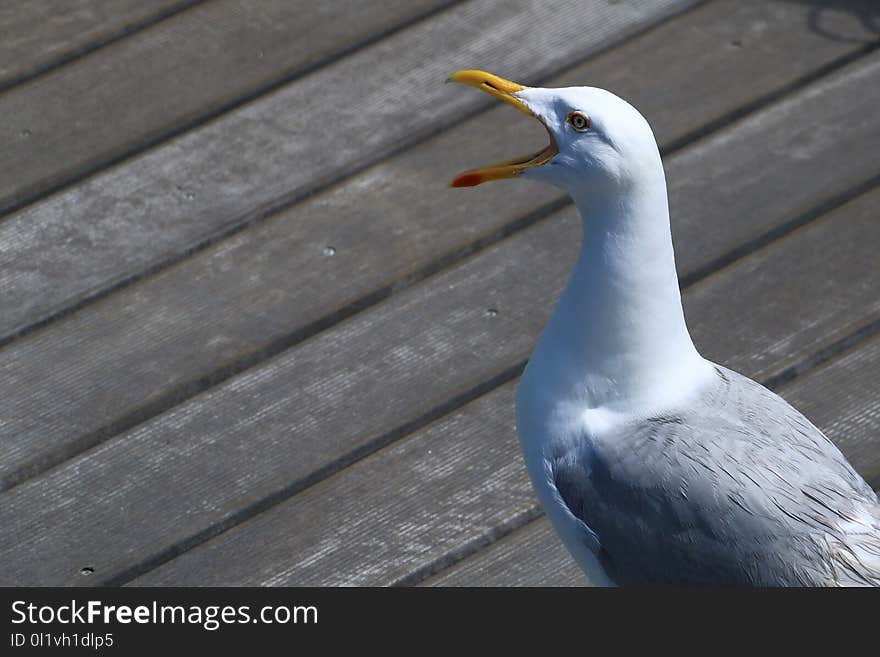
[
  {"x1": 659, "y1": 37, "x2": 880, "y2": 156},
  {"x1": 414, "y1": 504, "x2": 542, "y2": 586},
  {"x1": 762, "y1": 316, "x2": 880, "y2": 392},
  {"x1": 679, "y1": 171, "x2": 880, "y2": 289},
  {"x1": 390, "y1": 505, "x2": 544, "y2": 587},
  {"x1": 0, "y1": 0, "x2": 210, "y2": 97}
]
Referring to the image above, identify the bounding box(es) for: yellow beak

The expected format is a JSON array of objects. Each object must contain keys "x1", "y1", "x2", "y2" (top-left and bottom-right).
[{"x1": 447, "y1": 70, "x2": 557, "y2": 187}]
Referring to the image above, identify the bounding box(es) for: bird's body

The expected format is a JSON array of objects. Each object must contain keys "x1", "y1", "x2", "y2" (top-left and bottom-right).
[
  {"x1": 449, "y1": 71, "x2": 880, "y2": 586},
  {"x1": 519, "y1": 361, "x2": 880, "y2": 586}
]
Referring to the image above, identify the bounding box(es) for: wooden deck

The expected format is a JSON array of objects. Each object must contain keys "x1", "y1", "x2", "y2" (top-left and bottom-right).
[{"x1": 1, "y1": 0, "x2": 878, "y2": 586}]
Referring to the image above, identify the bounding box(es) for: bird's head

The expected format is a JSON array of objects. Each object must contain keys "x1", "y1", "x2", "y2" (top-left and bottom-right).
[{"x1": 448, "y1": 70, "x2": 661, "y2": 199}]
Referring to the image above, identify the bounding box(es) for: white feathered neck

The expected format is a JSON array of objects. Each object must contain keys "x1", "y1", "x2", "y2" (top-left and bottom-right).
[{"x1": 525, "y1": 153, "x2": 713, "y2": 416}]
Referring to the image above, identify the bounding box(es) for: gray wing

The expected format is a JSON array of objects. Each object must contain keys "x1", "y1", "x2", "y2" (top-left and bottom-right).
[{"x1": 552, "y1": 366, "x2": 880, "y2": 586}]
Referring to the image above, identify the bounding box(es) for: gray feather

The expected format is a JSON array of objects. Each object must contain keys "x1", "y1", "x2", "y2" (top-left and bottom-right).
[{"x1": 550, "y1": 366, "x2": 880, "y2": 586}]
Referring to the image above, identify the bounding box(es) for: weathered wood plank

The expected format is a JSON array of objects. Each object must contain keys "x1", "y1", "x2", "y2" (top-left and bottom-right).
[
  {"x1": 3, "y1": 4, "x2": 878, "y2": 491},
  {"x1": 0, "y1": 0, "x2": 196, "y2": 91},
  {"x1": 0, "y1": 0, "x2": 458, "y2": 216},
  {"x1": 3, "y1": 177, "x2": 878, "y2": 586},
  {"x1": 423, "y1": 516, "x2": 586, "y2": 587},
  {"x1": 426, "y1": 332, "x2": 880, "y2": 587},
  {"x1": 126, "y1": 190, "x2": 880, "y2": 586},
  {"x1": 0, "y1": 0, "x2": 696, "y2": 338}
]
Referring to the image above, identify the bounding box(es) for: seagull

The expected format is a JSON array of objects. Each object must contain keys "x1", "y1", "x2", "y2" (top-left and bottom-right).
[{"x1": 448, "y1": 70, "x2": 880, "y2": 586}]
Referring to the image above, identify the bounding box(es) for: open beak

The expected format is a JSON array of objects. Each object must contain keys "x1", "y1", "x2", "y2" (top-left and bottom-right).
[{"x1": 447, "y1": 70, "x2": 557, "y2": 187}]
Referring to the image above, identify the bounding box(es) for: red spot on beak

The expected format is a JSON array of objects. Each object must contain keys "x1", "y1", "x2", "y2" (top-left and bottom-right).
[{"x1": 451, "y1": 172, "x2": 485, "y2": 187}]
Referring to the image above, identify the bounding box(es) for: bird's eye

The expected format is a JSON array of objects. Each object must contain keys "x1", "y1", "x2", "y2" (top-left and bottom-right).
[{"x1": 568, "y1": 112, "x2": 590, "y2": 132}]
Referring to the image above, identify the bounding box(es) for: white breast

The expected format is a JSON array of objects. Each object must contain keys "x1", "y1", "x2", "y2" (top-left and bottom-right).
[{"x1": 515, "y1": 369, "x2": 617, "y2": 587}]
